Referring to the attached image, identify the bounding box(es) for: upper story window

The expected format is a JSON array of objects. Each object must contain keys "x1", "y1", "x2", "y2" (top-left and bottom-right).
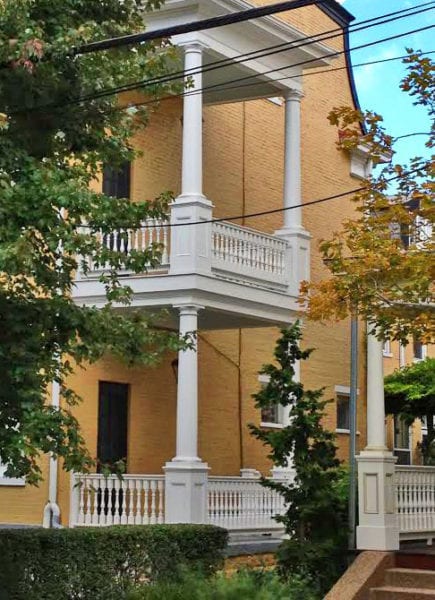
[{"x1": 102, "y1": 161, "x2": 131, "y2": 199}]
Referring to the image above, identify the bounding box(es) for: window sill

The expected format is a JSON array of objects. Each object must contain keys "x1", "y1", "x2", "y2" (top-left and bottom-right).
[
  {"x1": 383, "y1": 352, "x2": 394, "y2": 358},
  {"x1": 261, "y1": 422, "x2": 284, "y2": 429},
  {"x1": 0, "y1": 477, "x2": 25, "y2": 487},
  {"x1": 335, "y1": 428, "x2": 361, "y2": 435}
]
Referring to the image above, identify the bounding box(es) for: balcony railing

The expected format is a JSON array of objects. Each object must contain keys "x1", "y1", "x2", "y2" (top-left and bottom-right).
[
  {"x1": 77, "y1": 219, "x2": 290, "y2": 293},
  {"x1": 211, "y1": 221, "x2": 289, "y2": 289}
]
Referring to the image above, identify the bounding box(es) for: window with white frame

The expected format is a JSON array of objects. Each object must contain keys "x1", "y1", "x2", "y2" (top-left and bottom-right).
[
  {"x1": 393, "y1": 415, "x2": 411, "y2": 465},
  {"x1": 258, "y1": 374, "x2": 283, "y2": 428},
  {"x1": 0, "y1": 461, "x2": 25, "y2": 486},
  {"x1": 335, "y1": 385, "x2": 360, "y2": 433},
  {"x1": 383, "y1": 340, "x2": 392, "y2": 356},
  {"x1": 413, "y1": 336, "x2": 426, "y2": 361},
  {"x1": 336, "y1": 395, "x2": 350, "y2": 431}
]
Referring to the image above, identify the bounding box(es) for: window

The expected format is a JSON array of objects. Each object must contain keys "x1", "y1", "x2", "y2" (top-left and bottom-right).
[
  {"x1": 102, "y1": 161, "x2": 131, "y2": 199},
  {"x1": 336, "y1": 394, "x2": 350, "y2": 431},
  {"x1": 97, "y1": 381, "x2": 129, "y2": 471},
  {"x1": 383, "y1": 340, "x2": 392, "y2": 356},
  {"x1": 393, "y1": 415, "x2": 411, "y2": 465},
  {"x1": 413, "y1": 337, "x2": 426, "y2": 361},
  {"x1": 258, "y1": 374, "x2": 283, "y2": 428},
  {"x1": 0, "y1": 462, "x2": 25, "y2": 486}
]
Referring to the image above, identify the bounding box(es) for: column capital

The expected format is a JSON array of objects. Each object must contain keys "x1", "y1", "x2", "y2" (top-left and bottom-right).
[
  {"x1": 178, "y1": 40, "x2": 208, "y2": 53},
  {"x1": 174, "y1": 304, "x2": 204, "y2": 316},
  {"x1": 284, "y1": 89, "x2": 304, "y2": 102}
]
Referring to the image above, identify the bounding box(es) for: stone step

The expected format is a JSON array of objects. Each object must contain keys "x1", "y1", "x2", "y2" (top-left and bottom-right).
[
  {"x1": 385, "y1": 569, "x2": 435, "y2": 590},
  {"x1": 370, "y1": 586, "x2": 435, "y2": 600}
]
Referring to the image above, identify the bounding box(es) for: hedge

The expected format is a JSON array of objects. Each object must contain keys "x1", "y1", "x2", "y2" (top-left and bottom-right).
[{"x1": 0, "y1": 524, "x2": 228, "y2": 600}]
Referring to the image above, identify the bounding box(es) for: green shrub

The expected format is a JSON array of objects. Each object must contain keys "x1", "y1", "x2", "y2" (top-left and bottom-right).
[
  {"x1": 0, "y1": 524, "x2": 228, "y2": 600},
  {"x1": 128, "y1": 568, "x2": 320, "y2": 600}
]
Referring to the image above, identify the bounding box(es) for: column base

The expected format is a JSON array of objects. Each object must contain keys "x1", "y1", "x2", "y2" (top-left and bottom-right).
[
  {"x1": 356, "y1": 451, "x2": 399, "y2": 551},
  {"x1": 164, "y1": 460, "x2": 209, "y2": 524},
  {"x1": 356, "y1": 525, "x2": 399, "y2": 551},
  {"x1": 274, "y1": 226, "x2": 311, "y2": 292},
  {"x1": 270, "y1": 466, "x2": 297, "y2": 485}
]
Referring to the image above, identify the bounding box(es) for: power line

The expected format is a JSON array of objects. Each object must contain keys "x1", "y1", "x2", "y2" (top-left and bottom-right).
[
  {"x1": 81, "y1": 24, "x2": 435, "y2": 119},
  {"x1": 79, "y1": 167, "x2": 424, "y2": 231},
  {"x1": 9, "y1": 2, "x2": 434, "y2": 116},
  {"x1": 72, "y1": 2, "x2": 434, "y2": 105},
  {"x1": 75, "y1": 0, "x2": 335, "y2": 55}
]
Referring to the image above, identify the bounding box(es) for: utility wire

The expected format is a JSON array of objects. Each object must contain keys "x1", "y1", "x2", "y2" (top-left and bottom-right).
[
  {"x1": 71, "y1": 2, "x2": 435, "y2": 105},
  {"x1": 76, "y1": 0, "x2": 333, "y2": 55},
  {"x1": 79, "y1": 167, "x2": 425, "y2": 230},
  {"x1": 12, "y1": 2, "x2": 433, "y2": 116}
]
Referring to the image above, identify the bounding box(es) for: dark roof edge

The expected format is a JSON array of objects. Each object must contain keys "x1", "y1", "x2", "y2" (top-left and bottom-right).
[
  {"x1": 318, "y1": 2, "x2": 364, "y2": 122},
  {"x1": 318, "y1": 0, "x2": 355, "y2": 28}
]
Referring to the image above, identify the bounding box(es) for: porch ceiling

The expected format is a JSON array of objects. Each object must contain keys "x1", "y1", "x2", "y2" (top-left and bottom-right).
[{"x1": 146, "y1": 0, "x2": 338, "y2": 104}]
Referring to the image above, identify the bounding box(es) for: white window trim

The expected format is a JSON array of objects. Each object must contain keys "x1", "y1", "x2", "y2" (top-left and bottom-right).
[
  {"x1": 258, "y1": 374, "x2": 285, "y2": 428},
  {"x1": 0, "y1": 464, "x2": 25, "y2": 487},
  {"x1": 335, "y1": 428, "x2": 361, "y2": 435},
  {"x1": 383, "y1": 340, "x2": 393, "y2": 357},
  {"x1": 335, "y1": 385, "x2": 360, "y2": 396},
  {"x1": 413, "y1": 344, "x2": 427, "y2": 363}
]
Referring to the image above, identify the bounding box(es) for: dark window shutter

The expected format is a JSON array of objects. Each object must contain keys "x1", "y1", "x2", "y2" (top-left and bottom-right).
[
  {"x1": 97, "y1": 381, "x2": 129, "y2": 469},
  {"x1": 102, "y1": 162, "x2": 131, "y2": 199}
]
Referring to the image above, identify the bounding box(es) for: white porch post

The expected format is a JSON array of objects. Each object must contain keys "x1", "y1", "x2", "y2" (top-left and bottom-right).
[
  {"x1": 164, "y1": 304, "x2": 209, "y2": 523},
  {"x1": 169, "y1": 42, "x2": 213, "y2": 276},
  {"x1": 356, "y1": 328, "x2": 399, "y2": 550},
  {"x1": 275, "y1": 89, "x2": 310, "y2": 293},
  {"x1": 271, "y1": 358, "x2": 298, "y2": 484}
]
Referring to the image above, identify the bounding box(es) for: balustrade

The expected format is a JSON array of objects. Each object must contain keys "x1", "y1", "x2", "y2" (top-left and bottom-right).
[
  {"x1": 71, "y1": 474, "x2": 165, "y2": 527},
  {"x1": 211, "y1": 221, "x2": 289, "y2": 287},
  {"x1": 396, "y1": 466, "x2": 435, "y2": 540},
  {"x1": 208, "y1": 476, "x2": 285, "y2": 530}
]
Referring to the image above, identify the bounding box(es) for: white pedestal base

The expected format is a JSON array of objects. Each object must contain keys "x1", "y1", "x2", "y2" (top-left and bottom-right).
[
  {"x1": 356, "y1": 451, "x2": 399, "y2": 551},
  {"x1": 271, "y1": 466, "x2": 297, "y2": 485},
  {"x1": 274, "y1": 226, "x2": 311, "y2": 293},
  {"x1": 164, "y1": 461, "x2": 209, "y2": 524}
]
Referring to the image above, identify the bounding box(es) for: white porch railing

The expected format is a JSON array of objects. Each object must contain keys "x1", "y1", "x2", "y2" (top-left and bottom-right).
[
  {"x1": 70, "y1": 473, "x2": 165, "y2": 527},
  {"x1": 211, "y1": 221, "x2": 289, "y2": 289},
  {"x1": 208, "y1": 476, "x2": 285, "y2": 530},
  {"x1": 78, "y1": 218, "x2": 170, "y2": 277},
  {"x1": 396, "y1": 465, "x2": 435, "y2": 542}
]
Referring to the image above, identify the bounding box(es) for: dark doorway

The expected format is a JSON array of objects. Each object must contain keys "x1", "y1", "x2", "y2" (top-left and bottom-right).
[{"x1": 97, "y1": 381, "x2": 129, "y2": 470}]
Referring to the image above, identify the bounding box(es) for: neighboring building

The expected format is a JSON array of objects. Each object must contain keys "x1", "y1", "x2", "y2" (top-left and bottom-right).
[{"x1": 0, "y1": 0, "x2": 382, "y2": 529}]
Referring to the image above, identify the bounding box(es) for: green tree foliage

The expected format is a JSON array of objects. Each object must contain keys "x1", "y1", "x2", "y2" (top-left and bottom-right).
[
  {"x1": 250, "y1": 324, "x2": 348, "y2": 595},
  {"x1": 385, "y1": 357, "x2": 435, "y2": 463},
  {"x1": 0, "y1": 1, "x2": 187, "y2": 483},
  {"x1": 301, "y1": 51, "x2": 434, "y2": 344}
]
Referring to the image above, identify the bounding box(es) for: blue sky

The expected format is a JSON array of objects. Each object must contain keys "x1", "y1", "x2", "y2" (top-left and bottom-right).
[{"x1": 341, "y1": 0, "x2": 434, "y2": 167}]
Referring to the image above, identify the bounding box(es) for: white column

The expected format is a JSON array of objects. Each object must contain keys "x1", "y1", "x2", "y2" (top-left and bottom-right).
[
  {"x1": 271, "y1": 358, "x2": 298, "y2": 484},
  {"x1": 181, "y1": 43, "x2": 203, "y2": 197},
  {"x1": 43, "y1": 379, "x2": 61, "y2": 528},
  {"x1": 283, "y1": 90, "x2": 303, "y2": 230},
  {"x1": 366, "y1": 333, "x2": 388, "y2": 451},
  {"x1": 275, "y1": 88, "x2": 310, "y2": 293},
  {"x1": 174, "y1": 305, "x2": 202, "y2": 462},
  {"x1": 169, "y1": 42, "x2": 213, "y2": 276},
  {"x1": 356, "y1": 327, "x2": 399, "y2": 551},
  {"x1": 164, "y1": 304, "x2": 209, "y2": 524}
]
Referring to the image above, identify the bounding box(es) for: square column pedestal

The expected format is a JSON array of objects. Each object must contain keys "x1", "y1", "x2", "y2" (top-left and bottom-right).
[
  {"x1": 164, "y1": 461, "x2": 209, "y2": 524},
  {"x1": 356, "y1": 451, "x2": 399, "y2": 551}
]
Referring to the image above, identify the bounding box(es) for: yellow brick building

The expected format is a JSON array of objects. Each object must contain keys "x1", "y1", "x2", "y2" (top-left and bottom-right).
[{"x1": 0, "y1": 0, "x2": 421, "y2": 532}]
